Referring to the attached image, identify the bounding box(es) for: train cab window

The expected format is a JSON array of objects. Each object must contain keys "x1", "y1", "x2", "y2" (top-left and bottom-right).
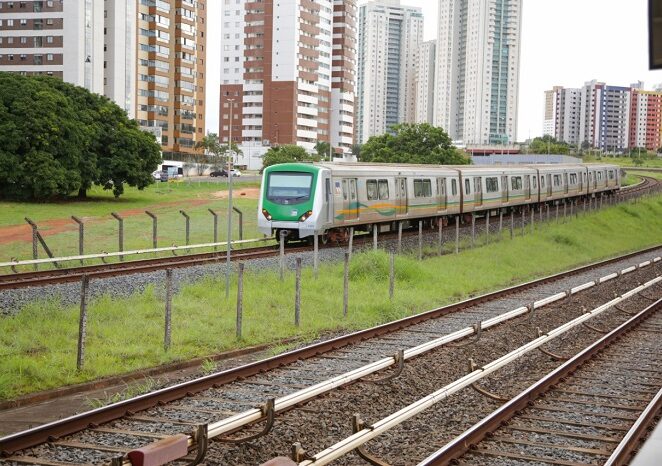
[
  {"x1": 414, "y1": 179, "x2": 432, "y2": 198},
  {"x1": 366, "y1": 180, "x2": 378, "y2": 200},
  {"x1": 511, "y1": 176, "x2": 522, "y2": 190},
  {"x1": 465, "y1": 179, "x2": 471, "y2": 194},
  {"x1": 451, "y1": 179, "x2": 458, "y2": 196},
  {"x1": 569, "y1": 173, "x2": 578, "y2": 185},
  {"x1": 378, "y1": 180, "x2": 389, "y2": 200},
  {"x1": 485, "y1": 177, "x2": 499, "y2": 193}
]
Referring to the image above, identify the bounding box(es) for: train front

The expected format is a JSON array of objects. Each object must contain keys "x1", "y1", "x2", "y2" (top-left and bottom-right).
[{"x1": 258, "y1": 163, "x2": 323, "y2": 241}]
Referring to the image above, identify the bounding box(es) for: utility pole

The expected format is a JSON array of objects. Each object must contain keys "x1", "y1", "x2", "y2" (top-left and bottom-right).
[{"x1": 225, "y1": 99, "x2": 235, "y2": 299}]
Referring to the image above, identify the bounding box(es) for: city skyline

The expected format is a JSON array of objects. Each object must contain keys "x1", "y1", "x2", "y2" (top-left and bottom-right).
[{"x1": 206, "y1": 0, "x2": 662, "y2": 145}]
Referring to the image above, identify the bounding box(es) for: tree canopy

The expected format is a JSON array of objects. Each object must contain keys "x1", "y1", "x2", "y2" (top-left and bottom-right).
[
  {"x1": 261, "y1": 145, "x2": 318, "y2": 169},
  {"x1": 528, "y1": 135, "x2": 569, "y2": 155},
  {"x1": 0, "y1": 73, "x2": 161, "y2": 200},
  {"x1": 360, "y1": 123, "x2": 469, "y2": 165}
]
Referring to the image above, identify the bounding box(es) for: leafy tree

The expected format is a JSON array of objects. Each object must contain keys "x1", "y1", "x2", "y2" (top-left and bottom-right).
[
  {"x1": 314, "y1": 141, "x2": 331, "y2": 160},
  {"x1": 360, "y1": 123, "x2": 469, "y2": 165},
  {"x1": 0, "y1": 73, "x2": 161, "y2": 200},
  {"x1": 528, "y1": 135, "x2": 569, "y2": 155},
  {"x1": 195, "y1": 133, "x2": 223, "y2": 158},
  {"x1": 351, "y1": 143, "x2": 362, "y2": 158},
  {"x1": 262, "y1": 145, "x2": 318, "y2": 169}
]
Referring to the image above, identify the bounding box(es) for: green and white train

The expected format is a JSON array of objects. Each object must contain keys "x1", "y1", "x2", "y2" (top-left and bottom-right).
[{"x1": 257, "y1": 162, "x2": 621, "y2": 242}]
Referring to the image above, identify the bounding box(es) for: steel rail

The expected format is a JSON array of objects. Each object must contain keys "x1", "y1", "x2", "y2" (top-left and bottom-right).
[
  {"x1": 0, "y1": 246, "x2": 660, "y2": 457},
  {"x1": 417, "y1": 300, "x2": 662, "y2": 466},
  {"x1": 297, "y1": 278, "x2": 661, "y2": 466}
]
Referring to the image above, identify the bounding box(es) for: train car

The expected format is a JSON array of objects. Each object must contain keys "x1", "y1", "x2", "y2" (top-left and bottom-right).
[{"x1": 257, "y1": 162, "x2": 620, "y2": 241}]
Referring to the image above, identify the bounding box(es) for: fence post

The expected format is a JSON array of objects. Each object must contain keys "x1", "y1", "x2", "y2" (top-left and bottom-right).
[
  {"x1": 164, "y1": 269, "x2": 173, "y2": 351},
  {"x1": 72, "y1": 216, "x2": 84, "y2": 264},
  {"x1": 146, "y1": 211, "x2": 158, "y2": 250},
  {"x1": 485, "y1": 211, "x2": 490, "y2": 243},
  {"x1": 389, "y1": 252, "x2": 395, "y2": 300},
  {"x1": 313, "y1": 233, "x2": 319, "y2": 279},
  {"x1": 530, "y1": 207, "x2": 534, "y2": 233},
  {"x1": 179, "y1": 210, "x2": 190, "y2": 247},
  {"x1": 348, "y1": 227, "x2": 354, "y2": 260},
  {"x1": 232, "y1": 207, "x2": 244, "y2": 240},
  {"x1": 563, "y1": 201, "x2": 567, "y2": 222},
  {"x1": 343, "y1": 252, "x2": 349, "y2": 317},
  {"x1": 373, "y1": 224, "x2": 378, "y2": 251},
  {"x1": 418, "y1": 220, "x2": 423, "y2": 260},
  {"x1": 236, "y1": 263, "x2": 243, "y2": 339},
  {"x1": 438, "y1": 218, "x2": 443, "y2": 256},
  {"x1": 600, "y1": 193, "x2": 603, "y2": 209},
  {"x1": 295, "y1": 258, "x2": 301, "y2": 327},
  {"x1": 471, "y1": 213, "x2": 476, "y2": 248},
  {"x1": 25, "y1": 217, "x2": 59, "y2": 268},
  {"x1": 207, "y1": 209, "x2": 218, "y2": 251},
  {"x1": 555, "y1": 203, "x2": 559, "y2": 223},
  {"x1": 455, "y1": 216, "x2": 460, "y2": 254},
  {"x1": 397, "y1": 221, "x2": 403, "y2": 254},
  {"x1": 76, "y1": 275, "x2": 90, "y2": 370},
  {"x1": 499, "y1": 210, "x2": 504, "y2": 234},
  {"x1": 521, "y1": 209, "x2": 526, "y2": 236},
  {"x1": 111, "y1": 212, "x2": 124, "y2": 261},
  {"x1": 27, "y1": 218, "x2": 38, "y2": 270},
  {"x1": 510, "y1": 211, "x2": 514, "y2": 240},
  {"x1": 279, "y1": 230, "x2": 287, "y2": 281}
]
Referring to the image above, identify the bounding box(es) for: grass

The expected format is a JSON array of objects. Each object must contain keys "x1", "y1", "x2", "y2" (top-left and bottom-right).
[
  {"x1": 622, "y1": 173, "x2": 642, "y2": 186},
  {"x1": 0, "y1": 180, "x2": 264, "y2": 267},
  {"x1": 583, "y1": 154, "x2": 662, "y2": 169},
  {"x1": 1, "y1": 195, "x2": 661, "y2": 400}
]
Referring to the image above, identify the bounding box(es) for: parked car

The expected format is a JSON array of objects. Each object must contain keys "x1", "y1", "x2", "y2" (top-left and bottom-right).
[{"x1": 210, "y1": 169, "x2": 242, "y2": 177}]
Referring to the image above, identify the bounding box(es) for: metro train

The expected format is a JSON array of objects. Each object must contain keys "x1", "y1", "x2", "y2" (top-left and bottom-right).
[{"x1": 257, "y1": 162, "x2": 621, "y2": 242}]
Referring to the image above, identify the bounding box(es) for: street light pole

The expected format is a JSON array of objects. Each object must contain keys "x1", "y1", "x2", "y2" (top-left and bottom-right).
[{"x1": 225, "y1": 99, "x2": 235, "y2": 299}]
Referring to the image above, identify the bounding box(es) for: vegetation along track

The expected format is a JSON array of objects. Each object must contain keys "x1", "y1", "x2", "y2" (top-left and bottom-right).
[
  {"x1": 0, "y1": 247, "x2": 660, "y2": 465},
  {"x1": 1, "y1": 175, "x2": 660, "y2": 291}
]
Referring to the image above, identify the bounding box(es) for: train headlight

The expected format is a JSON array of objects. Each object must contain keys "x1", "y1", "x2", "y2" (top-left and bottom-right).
[
  {"x1": 299, "y1": 210, "x2": 313, "y2": 222},
  {"x1": 262, "y1": 209, "x2": 272, "y2": 221}
]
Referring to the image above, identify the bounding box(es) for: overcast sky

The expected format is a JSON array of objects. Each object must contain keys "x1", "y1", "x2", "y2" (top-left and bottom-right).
[{"x1": 205, "y1": 0, "x2": 662, "y2": 142}]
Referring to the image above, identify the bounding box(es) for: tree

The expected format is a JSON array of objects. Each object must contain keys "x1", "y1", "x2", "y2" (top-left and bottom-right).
[
  {"x1": 314, "y1": 141, "x2": 331, "y2": 160},
  {"x1": 360, "y1": 123, "x2": 469, "y2": 165},
  {"x1": 351, "y1": 143, "x2": 362, "y2": 158},
  {"x1": 528, "y1": 135, "x2": 569, "y2": 155},
  {"x1": 262, "y1": 145, "x2": 318, "y2": 169},
  {"x1": 195, "y1": 132, "x2": 223, "y2": 159},
  {"x1": 0, "y1": 73, "x2": 161, "y2": 200}
]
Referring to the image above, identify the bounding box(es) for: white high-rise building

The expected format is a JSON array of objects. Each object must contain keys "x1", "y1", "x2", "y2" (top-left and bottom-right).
[
  {"x1": 435, "y1": 0, "x2": 522, "y2": 145},
  {"x1": 356, "y1": 0, "x2": 423, "y2": 144},
  {"x1": 415, "y1": 39, "x2": 435, "y2": 124},
  {"x1": 104, "y1": 0, "x2": 136, "y2": 118}
]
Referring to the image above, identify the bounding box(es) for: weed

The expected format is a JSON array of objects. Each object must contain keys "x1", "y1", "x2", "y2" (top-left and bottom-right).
[
  {"x1": 86, "y1": 377, "x2": 163, "y2": 409},
  {"x1": 200, "y1": 358, "x2": 217, "y2": 375}
]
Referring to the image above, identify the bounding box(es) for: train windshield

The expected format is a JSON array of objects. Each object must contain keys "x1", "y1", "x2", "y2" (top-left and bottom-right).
[{"x1": 267, "y1": 172, "x2": 314, "y2": 205}]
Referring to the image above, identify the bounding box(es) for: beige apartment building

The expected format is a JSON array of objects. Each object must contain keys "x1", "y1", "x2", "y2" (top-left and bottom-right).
[{"x1": 0, "y1": 0, "x2": 207, "y2": 158}]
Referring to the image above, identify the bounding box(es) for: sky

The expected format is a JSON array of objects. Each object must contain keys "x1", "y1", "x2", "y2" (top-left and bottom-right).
[{"x1": 205, "y1": 0, "x2": 662, "y2": 143}]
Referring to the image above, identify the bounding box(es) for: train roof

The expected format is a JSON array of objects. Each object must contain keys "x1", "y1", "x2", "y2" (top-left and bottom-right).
[{"x1": 312, "y1": 162, "x2": 618, "y2": 173}]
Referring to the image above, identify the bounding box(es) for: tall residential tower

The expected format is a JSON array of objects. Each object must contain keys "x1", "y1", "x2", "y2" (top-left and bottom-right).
[
  {"x1": 435, "y1": 0, "x2": 522, "y2": 145},
  {"x1": 219, "y1": 0, "x2": 357, "y2": 156},
  {"x1": 356, "y1": 0, "x2": 423, "y2": 144}
]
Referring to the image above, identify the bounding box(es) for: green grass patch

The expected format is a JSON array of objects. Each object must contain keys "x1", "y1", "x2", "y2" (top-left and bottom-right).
[
  {"x1": 1, "y1": 196, "x2": 661, "y2": 400},
  {"x1": 584, "y1": 155, "x2": 662, "y2": 169}
]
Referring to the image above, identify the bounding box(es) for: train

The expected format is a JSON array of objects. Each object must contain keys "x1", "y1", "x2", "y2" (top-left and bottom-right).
[{"x1": 257, "y1": 162, "x2": 621, "y2": 242}]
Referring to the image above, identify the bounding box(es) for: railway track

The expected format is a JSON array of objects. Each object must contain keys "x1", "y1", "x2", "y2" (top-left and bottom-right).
[
  {"x1": 1, "y1": 175, "x2": 660, "y2": 291},
  {"x1": 0, "y1": 247, "x2": 659, "y2": 465}
]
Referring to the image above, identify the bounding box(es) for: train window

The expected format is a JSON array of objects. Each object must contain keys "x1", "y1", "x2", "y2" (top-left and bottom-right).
[
  {"x1": 608, "y1": 170, "x2": 615, "y2": 180},
  {"x1": 342, "y1": 180, "x2": 348, "y2": 200},
  {"x1": 540, "y1": 176, "x2": 545, "y2": 188},
  {"x1": 414, "y1": 179, "x2": 432, "y2": 198},
  {"x1": 570, "y1": 173, "x2": 578, "y2": 184},
  {"x1": 465, "y1": 179, "x2": 471, "y2": 195},
  {"x1": 485, "y1": 177, "x2": 499, "y2": 193},
  {"x1": 451, "y1": 179, "x2": 458, "y2": 196},
  {"x1": 378, "y1": 180, "x2": 389, "y2": 200},
  {"x1": 553, "y1": 175, "x2": 561, "y2": 187},
  {"x1": 367, "y1": 180, "x2": 378, "y2": 201},
  {"x1": 532, "y1": 177, "x2": 537, "y2": 189},
  {"x1": 511, "y1": 176, "x2": 522, "y2": 190},
  {"x1": 598, "y1": 172, "x2": 603, "y2": 181}
]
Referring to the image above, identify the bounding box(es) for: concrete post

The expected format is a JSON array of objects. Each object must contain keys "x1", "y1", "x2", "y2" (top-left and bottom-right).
[
  {"x1": 111, "y1": 213, "x2": 124, "y2": 261},
  {"x1": 72, "y1": 216, "x2": 84, "y2": 264},
  {"x1": 389, "y1": 252, "x2": 395, "y2": 300},
  {"x1": 164, "y1": 269, "x2": 173, "y2": 351},
  {"x1": 146, "y1": 211, "x2": 158, "y2": 250},
  {"x1": 76, "y1": 275, "x2": 90, "y2": 370},
  {"x1": 343, "y1": 252, "x2": 349, "y2": 317},
  {"x1": 236, "y1": 263, "x2": 244, "y2": 339},
  {"x1": 179, "y1": 210, "x2": 190, "y2": 247},
  {"x1": 207, "y1": 209, "x2": 218, "y2": 251},
  {"x1": 455, "y1": 216, "x2": 460, "y2": 254},
  {"x1": 295, "y1": 258, "x2": 301, "y2": 327}
]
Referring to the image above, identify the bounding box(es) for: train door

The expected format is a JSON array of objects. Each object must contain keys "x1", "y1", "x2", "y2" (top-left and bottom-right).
[
  {"x1": 592, "y1": 171, "x2": 597, "y2": 190},
  {"x1": 524, "y1": 175, "x2": 531, "y2": 200},
  {"x1": 325, "y1": 177, "x2": 333, "y2": 224},
  {"x1": 546, "y1": 174, "x2": 552, "y2": 197},
  {"x1": 578, "y1": 171, "x2": 584, "y2": 192},
  {"x1": 501, "y1": 175, "x2": 508, "y2": 202},
  {"x1": 342, "y1": 178, "x2": 358, "y2": 221},
  {"x1": 437, "y1": 177, "x2": 447, "y2": 211},
  {"x1": 395, "y1": 177, "x2": 408, "y2": 215},
  {"x1": 563, "y1": 173, "x2": 569, "y2": 194},
  {"x1": 473, "y1": 177, "x2": 483, "y2": 207}
]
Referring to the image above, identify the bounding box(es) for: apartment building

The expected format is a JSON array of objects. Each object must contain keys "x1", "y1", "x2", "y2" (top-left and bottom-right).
[
  {"x1": 415, "y1": 39, "x2": 435, "y2": 124},
  {"x1": 356, "y1": 0, "x2": 423, "y2": 144},
  {"x1": 435, "y1": 0, "x2": 522, "y2": 145},
  {"x1": 0, "y1": 0, "x2": 105, "y2": 94},
  {"x1": 135, "y1": 0, "x2": 207, "y2": 157},
  {"x1": 543, "y1": 86, "x2": 581, "y2": 145},
  {"x1": 629, "y1": 88, "x2": 662, "y2": 151},
  {"x1": 219, "y1": 0, "x2": 357, "y2": 157}
]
